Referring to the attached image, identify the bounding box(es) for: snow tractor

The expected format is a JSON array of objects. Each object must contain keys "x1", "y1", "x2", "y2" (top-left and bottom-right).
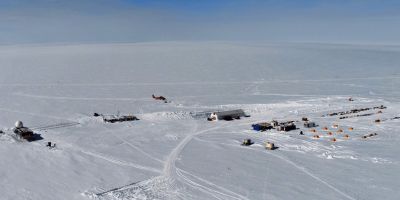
[
  {"x1": 265, "y1": 142, "x2": 277, "y2": 150},
  {"x1": 242, "y1": 139, "x2": 254, "y2": 146}
]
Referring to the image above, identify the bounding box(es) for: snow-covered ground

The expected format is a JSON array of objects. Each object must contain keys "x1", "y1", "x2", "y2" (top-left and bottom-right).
[{"x1": 0, "y1": 42, "x2": 399, "y2": 200}]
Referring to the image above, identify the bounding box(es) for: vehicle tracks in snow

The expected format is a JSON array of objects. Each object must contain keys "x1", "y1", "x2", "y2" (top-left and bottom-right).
[
  {"x1": 162, "y1": 122, "x2": 252, "y2": 200},
  {"x1": 211, "y1": 140, "x2": 356, "y2": 200},
  {"x1": 175, "y1": 167, "x2": 250, "y2": 200},
  {"x1": 93, "y1": 122, "x2": 243, "y2": 200},
  {"x1": 79, "y1": 149, "x2": 161, "y2": 174},
  {"x1": 90, "y1": 110, "x2": 359, "y2": 199},
  {"x1": 103, "y1": 127, "x2": 164, "y2": 164}
]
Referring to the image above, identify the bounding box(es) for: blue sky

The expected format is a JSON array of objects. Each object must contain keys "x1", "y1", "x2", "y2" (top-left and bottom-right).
[{"x1": 0, "y1": 0, "x2": 399, "y2": 44}]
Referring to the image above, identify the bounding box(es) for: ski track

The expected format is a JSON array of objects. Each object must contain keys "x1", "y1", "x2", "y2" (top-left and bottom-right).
[
  {"x1": 189, "y1": 119, "x2": 357, "y2": 200},
  {"x1": 163, "y1": 122, "x2": 201, "y2": 176},
  {"x1": 163, "y1": 122, "x2": 251, "y2": 200},
  {"x1": 103, "y1": 128, "x2": 164, "y2": 164},
  {"x1": 169, "y1": 119, "x2": 356, "y2": 200},
  {"x1": 266, "y1": 151, "x2": 356, "y2": 200},
  {"x1": 177, "y1": 171, "x2": 225, "y2": 200},
  {"x1": 79, "y1": 149, "x2": 161, "y2": 174},
  {"x1": 175, "y1": 169, "x2": 228, "y2": 200},
  {"x1": 210, "y1": 140, "x2": 356, "y2": 200},
  {"x1": 96, "y1": 122, "x2": 245, "y2": 200},
  {"x1": 31, "y1": 122, "x2": 81, "y2": 131},
  {"x1": 176, "y1": 168, "x2": 249, "y2": 200}
]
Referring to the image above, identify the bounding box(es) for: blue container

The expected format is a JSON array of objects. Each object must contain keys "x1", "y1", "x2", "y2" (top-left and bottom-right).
[{"x1": 252, "y1": 124, "x2": 261, "y2": 131}]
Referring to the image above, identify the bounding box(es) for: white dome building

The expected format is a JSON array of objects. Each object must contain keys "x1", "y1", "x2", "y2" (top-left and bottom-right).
[{"x1": 15, "y1": 121, "x2": 24, "y2": 128}]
